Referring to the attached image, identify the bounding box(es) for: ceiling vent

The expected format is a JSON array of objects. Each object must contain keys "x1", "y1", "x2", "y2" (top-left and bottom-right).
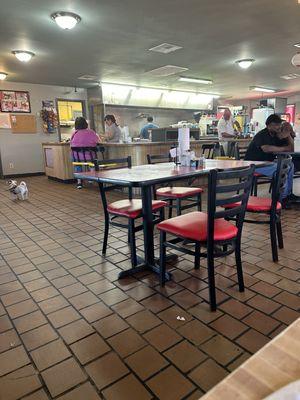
[
  {"x1": 77, "y1": 75, "x2": 98, "y2": 81},
  {"x1": 148, "y1": 43, "x2": 182, "y2": 54},
  {"x1": 280, "y1": 73, "x2": 300, "y2": 80},
  {"x1": 145, "y1": 65, "x2": 189, "y2": 77}
]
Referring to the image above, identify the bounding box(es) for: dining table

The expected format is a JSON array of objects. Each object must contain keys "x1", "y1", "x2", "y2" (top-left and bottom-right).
[{"x1": 75, "y1": 159, "x2": 268, "y2": 280}]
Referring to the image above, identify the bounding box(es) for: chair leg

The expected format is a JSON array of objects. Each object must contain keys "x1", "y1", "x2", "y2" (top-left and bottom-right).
[
  {"x1": 276, "y1": 219, "x2": 284, "y2": 249},
  {"x1": 168, "y1": 200, "x2": 173, "y2": 219},
  {"x1": 207, "y1": 246, "x2": 217, "y2": 311},
  {"x1": 197, "y1": 193, "x2": 202, "y2": 211},
  {"x1": 176, "y1": 199, "x2": 181, "y2": 216},
  {"x1": 270, "y1": 216, "x2": 278, "y2": 262},
  {"x1": 195, "y1": 241, "x2": 200, "y2": 269},
  {"x1": 128, "y1": 219, "x2": 137, "y2": 267},
  {"x1": 235, "y1": 239, "x2": 245, "y2": 292},
  {"x1": 253, "y1": 177, "x2": 258, "y2": 196},
  {"x1": 102, "y1": 212, "x2": 109, "y2": 255},
  {"x1": 159, "y1": 207, "x2": 165, "y2": 222},
  {"x1": 159, "y1": 231, "x2": 167, "y2": 286}
]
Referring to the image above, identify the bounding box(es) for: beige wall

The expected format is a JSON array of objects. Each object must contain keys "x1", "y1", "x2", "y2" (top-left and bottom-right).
[{"x1": 0, "y1": 82, "x2": 87, "y2": 176}]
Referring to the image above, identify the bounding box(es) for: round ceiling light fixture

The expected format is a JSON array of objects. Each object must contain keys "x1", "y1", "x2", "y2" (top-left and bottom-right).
[
  {"x1": 12, "y1": 51, "x2": 35, "y2": 62},
  {"x1": 236, "y1": 59, "x2": 255, "y2": 69},
  {"x1": 0, "y1": 72, "x2": 8, "y2": 80},
  {"x1": 291, "y1": 52, "x2": 300, "y2": 67},
  {"x1": 51, "y1": 11, "x2": 81, "y2": 30}
]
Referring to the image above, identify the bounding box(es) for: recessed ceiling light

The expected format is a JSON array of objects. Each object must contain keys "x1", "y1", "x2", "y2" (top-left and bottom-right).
[
  {"x1": 249, "y1": 86, "x2": 275, "y2": 93},
  {"x1": 294, "y1": 43, "x2": 300, "y2": 48},
  {"x1": 51, "y1": 11, "x2": 81, "y2": 30},
  {"x1": 179, "y1": 76, "x2": 213, "y2": 84},
  {"x1": 148, "y1": 43, "x2": 182, "y2": 54},
  {"x1": 236, "y1": 59, "x2": 255, "y2": 69},
  {"x1": 12, "y1": 51, "x2": 35, "y2": 62},
  {"x1": 0, "y1": 72, "x2": 8, "y2": 80}
]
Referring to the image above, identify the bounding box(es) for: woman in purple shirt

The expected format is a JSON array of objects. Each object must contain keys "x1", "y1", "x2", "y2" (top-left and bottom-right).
[{"x1": 70, "y1": 117, "x2": 100, "y2": 189}]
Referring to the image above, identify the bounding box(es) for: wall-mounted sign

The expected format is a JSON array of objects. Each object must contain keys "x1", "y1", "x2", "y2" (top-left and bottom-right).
[{"x1": 0, "y1": 90, "x2": 31, "y2": 113}]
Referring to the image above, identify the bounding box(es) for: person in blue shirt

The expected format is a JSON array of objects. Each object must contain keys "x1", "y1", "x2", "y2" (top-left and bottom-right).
[{"x1": 140, "y1": 116, "x2": 159, "y2": 139}]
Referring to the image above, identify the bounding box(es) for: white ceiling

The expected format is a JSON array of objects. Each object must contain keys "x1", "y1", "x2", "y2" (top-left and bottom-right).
[{"x1": 1, "y1": 0, "x2": 300, "y2": 99}]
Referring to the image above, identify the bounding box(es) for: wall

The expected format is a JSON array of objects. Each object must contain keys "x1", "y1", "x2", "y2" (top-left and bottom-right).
[
  {"x1": 0, "y1": 82, "x2": 87, "y2": 176},
  {"x1": 104, "y1": 106, "x2": 197, "y2": 137}
]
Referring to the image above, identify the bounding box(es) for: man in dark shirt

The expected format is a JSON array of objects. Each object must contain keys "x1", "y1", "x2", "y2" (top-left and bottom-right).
[{"x1": 245, "y1": 114, "x2": 294, "y2": 204}]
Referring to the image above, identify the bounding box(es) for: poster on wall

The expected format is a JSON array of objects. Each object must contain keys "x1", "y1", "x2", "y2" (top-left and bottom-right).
[
  {"x1": 0, "y1": 113, "x2": 12, "y2": 129},
  {"x1": 41, "y1": 100, "x2": 58, "y2": 133},
  {"x1": 0, "y1": 90, "x2": 31, "y2": 113}
]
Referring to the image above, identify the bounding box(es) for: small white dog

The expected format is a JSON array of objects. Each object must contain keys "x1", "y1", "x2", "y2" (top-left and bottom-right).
[{"x1": 7, "y1": 180, "x2": 29, "y2": 200}]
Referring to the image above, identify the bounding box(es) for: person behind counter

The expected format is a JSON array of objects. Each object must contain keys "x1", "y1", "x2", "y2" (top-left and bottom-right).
[
  {"x1": 244, "y1": 114, "x2": 294, "y2": 207},
  {"x1": 140, "y1": 116, "x2": 159, "y2": 139},
  {"x1": 217, "y1": 108, "x2": 241, "y2": 154},
  {"x1": 100, "y1": 115, "x2": 121, "y2": 143},
  {"x1": 70, "y1": 117, "x2": 100, "y2": 189}
]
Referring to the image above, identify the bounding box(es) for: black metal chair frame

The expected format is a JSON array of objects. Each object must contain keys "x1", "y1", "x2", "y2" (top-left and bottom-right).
[
  {"x1": 227, "y1": 155, "x2": 292, "y2": 262},
  {"x1": 159, "y1": 165, "x2": 255, "y2": 311},
  {"x1": 71, "y1": 146, "x2": 99, "y2": 164},
  {"x1": 201, "y1": 143, "x2": 225, "y2": 159},
  {"x1": 94, "y1": 156, "x2": 164, "y2": 268},
  {"x1": 147, "y1": 153, "x2": 202, "y2": 218}
]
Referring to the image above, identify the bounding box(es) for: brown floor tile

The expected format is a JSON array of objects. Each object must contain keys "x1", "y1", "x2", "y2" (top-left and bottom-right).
[
  {"x1": 164, "y1": 340, "x2": 207, "y2": 373},
  {"x1": 236, "y1": 329, "x2": 270, "y2": 354},
  {"x1": 14, "y1": 310, "x2": 47, "y2": 334},
  {"x1": 218, "y1": 298, "x2": 253, "y2": 319},
  {"x1": 269, "y1": 323, "x2": 288, "y2": 339},
  {"x1": 272, "y1": 306, "x2": 300, "y2": 325},
  {"x1": 30, "y1": 286, "x2": 60, "y2": 302},
  {"x1": 58, "y1": 319, "x2": 94, "y2": 344},
  {"x1": 184, "y1": 389, "x2": 205, "y2": 400},
  {"x1": 85, "y1": 352, "x2": 129, "y2": 390},
  {"x1": 253, "y1": 270, "x2": 281, "y2": 284},
  {"x1": 70, "y1": 333, "x2": 110, "y2": 365},
  {"x1": 87, "y1": 279, "x2": 115, "y2": 295},
  {"x1": 0, "y1": 314, "x2": 13, "y2": 333},
  {"x1": 273, "y1": 291, "x2": 300, "y2": 310},
  {"x1": 227, "y1": 352, "x2": 251, "y2": 372},
  {"x1": 0, "y1": 329, "x2": 21, "y2": 353},
  {"x1": 108, "y1": 328, "x2": 147, "y2": 358},
  {"x1": 247, "y1": 294, "x2": 281, "y2": 314},
  {"x1": 126, "y1": 284, "x2": 156, "y2": 301},
  {"x1": 125, "y1": 345, "x2": 168, "y2": 380},
  {"x1": 30, "y1": 339, "x2": 71, "y2": 371},
  {"x1": 57, "y1": 382, "x2": 101, "y2": 400},
  {"x1": 250, "y1": 281, "x2": 282, "y2": 298},
  {"x1": 94, "y1": 313, "x2": 129, "y2": 338},
  {"x1": 158, "y1": 305, "x2": 193, "y2": 329},
  {"x1": 68, "y1": 291, "x2": 101, "y2": 310},
  {"x1": 0, "y1": 345, "x2": 30, "y2": 376},
  {"x1": 188, "y1": 359, "x2": 228, "y2": 392},
  {"x1": 103, "y1": 374, "x2": 153, "y2": 400},
  {"x1": 170, "y1": 289, "x2": 202, "y2": 309},
  {"x1": 147, "y1": 365, "x2": 195, "y2": 400},
  {"x1": 47, "y1": 306, "x2": 80, "y2": 328},
  {"x1": 243, "y1": 310, "x2": 281, "y2": 335},
  {"x1": 99, "y1": 288, "x2": 129, "y2": 306},
  {"x1": 59, "y1": 282, "x2": 88, "y2": 299},
  {"x1": 141, "y1": 293, "x2": 174, "y2": 313},
  {"x1": 78, "y1": 272, "x2": 103, "y2": 285},
  {"x1": 6, "y1": 299, "x2": 38, "y2": 319},
  {"x1": 41, "y1": 358, "x2": 86, "y2": 397},
  {"x1": 38, "y1": 295, "x2": 69, "y2": 314},
  {"x1": 112, "y1": 298, "x2": 145, "y2": 318},
  {"x1": 177, "y1": 319, "x2": 215, "y2": 345},
  {"x1": 24, "y1": 278, "x2": 50, "y2": 293},
  {"x1": 80, "y1": 302, "x2": 113, "y2": 323},
  {"x1": 200, "y1": 335, "x2": 243, "y2": 365},
  {"x1": 143, "y1": 323, "x2": 182, "y2": 352},
  {"x1": 23, "y1": 389, "x2": 49, "y2": 400},
  {"x1": 126, "y1": 310, "x2": 161, "y2": 333},
  {"x1": 21, "y1": 324, "x2": 58, "y2": 351},
  {"x1": 0, "y1": 365, "x2": 42, "y2": 400},
  {"x1": 209, "y1": 314, "x2": 248, "y2": 340},
  {"x1": 189, "y1": 302, "x2": 223, "y2": 324},
  {"x1": 1, "y1": 289, "x2": 30, "y2": 306}
]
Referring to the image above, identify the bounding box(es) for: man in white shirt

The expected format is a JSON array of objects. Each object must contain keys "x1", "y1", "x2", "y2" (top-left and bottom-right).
[{"x1": 217, "y1": 108, "x2": 241, "y2": 154}]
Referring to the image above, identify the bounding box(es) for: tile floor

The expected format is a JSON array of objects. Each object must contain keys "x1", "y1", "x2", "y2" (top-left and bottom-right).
[{"x1": 0, "y1": 176, "x2": 299, "y2": 400}]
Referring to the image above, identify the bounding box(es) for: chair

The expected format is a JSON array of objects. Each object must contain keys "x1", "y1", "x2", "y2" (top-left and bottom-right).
[
  {"x1": 71, "y1": 146, "x2": 98, "y2": 167},
  {"x1": 158, "y1": 165, "x2": 255, "y2": 311},
  {"x1": 95, "y1": 156, "x2": 167, "y2": 267},
  {"x1": 201, "y1": 143, "x2": 225, "y2": 159},
  {"x1": 224, "y1": 155, "x2": 292, "y2": 262},
  {"x1": 147, "y1": 153, "x2": 203, "y2": 218}
]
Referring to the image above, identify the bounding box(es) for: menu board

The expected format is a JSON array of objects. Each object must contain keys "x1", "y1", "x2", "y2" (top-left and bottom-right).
[{"x1": 0, "y1": 90, "x2": 31, "y2": 113}]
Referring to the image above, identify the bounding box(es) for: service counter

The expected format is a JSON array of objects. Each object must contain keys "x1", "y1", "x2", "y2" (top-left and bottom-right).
[{"x1": 42, "y1": 138, "x2": 251, "y2": 181}]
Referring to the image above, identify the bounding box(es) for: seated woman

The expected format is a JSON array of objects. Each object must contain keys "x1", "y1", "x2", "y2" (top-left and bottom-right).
[
  {"x1": 70, "y1": 117, "x2": 100, "y2": 189},
  {"x1": 100, "y1": 114, "x2": 121, "y2": 143}
]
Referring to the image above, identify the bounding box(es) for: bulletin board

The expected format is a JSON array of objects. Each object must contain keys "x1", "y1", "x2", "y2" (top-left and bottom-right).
[{"x1": 10, "y1": 114, "x2": 37, "y2": 133}]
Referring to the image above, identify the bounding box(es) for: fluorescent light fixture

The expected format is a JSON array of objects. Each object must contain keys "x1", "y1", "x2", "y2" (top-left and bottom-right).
[
  {"x1": 148, "y1": 43, "x2": 182, "y2": 54},
  {"x1": 51, "y1": 11, "x2": 81, "y2": 30},
  {"x1": 12, "y1": 50, "x2": 35, "y2": 62},
  {"x1": 250, "y1": 86, "x2": 275, "y2": 93},
  {"x1": 179, "y1": 76, "x2": 213, "y2": 84},
  {"x1": 236, "y1": 59, "x2": 255, "y2": 69},
  {"x1": 0, "y1": 72, "x2": 8, "y2": 80}
]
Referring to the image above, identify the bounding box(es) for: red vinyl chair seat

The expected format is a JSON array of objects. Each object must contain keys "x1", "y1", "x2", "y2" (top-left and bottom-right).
[
  {"x1": 156, "y1": 186, "x2": 203, "y2": 199},
  {"x1": 157, "y1": 211, "x2": 238, "y2": 242},
  {"x1": 107, "y1": 199, "x2": 167, "y2": 219},
  {"x1": 224, "y1": 196, "x2": 281, "y2": 212},
  {"x1": 253, "y1": 172, "x2": 263, "y2": 177}
]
